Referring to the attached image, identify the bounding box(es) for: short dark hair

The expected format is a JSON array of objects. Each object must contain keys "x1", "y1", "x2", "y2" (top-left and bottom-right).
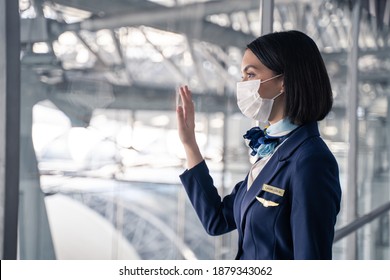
[{"x1": 247, "y1": 30, "x2": 333, "y2": 125}]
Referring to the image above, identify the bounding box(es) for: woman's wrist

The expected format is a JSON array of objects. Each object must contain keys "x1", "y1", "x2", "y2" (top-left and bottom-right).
[{"x1": 183, "y1": 143, "x2": 203, "y2": 169}]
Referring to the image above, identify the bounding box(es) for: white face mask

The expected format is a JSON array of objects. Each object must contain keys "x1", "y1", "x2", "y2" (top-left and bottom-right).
[{"x1": 236, "y1": 74, "x2": 283, "y2": 123}]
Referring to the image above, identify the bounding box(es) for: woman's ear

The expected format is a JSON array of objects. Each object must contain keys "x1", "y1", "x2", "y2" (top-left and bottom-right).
[{"x1": 280, "y1": 80, "x2": 285, "y2": 93}]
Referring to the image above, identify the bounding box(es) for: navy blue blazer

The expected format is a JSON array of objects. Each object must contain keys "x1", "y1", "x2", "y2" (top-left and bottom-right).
[{"x1": 180, "y1": 122, "x2": 341, "y2": 260}]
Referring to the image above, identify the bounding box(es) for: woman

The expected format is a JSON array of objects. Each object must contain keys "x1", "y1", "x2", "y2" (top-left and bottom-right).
[{"x1": 176, "y1": 30, "x2": 342, "y2": 260}]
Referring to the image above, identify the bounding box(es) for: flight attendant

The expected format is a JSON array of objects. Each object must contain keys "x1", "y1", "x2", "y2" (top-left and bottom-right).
[{"x1": 176, "y1": 30, "x2": 342, "y2": 259}]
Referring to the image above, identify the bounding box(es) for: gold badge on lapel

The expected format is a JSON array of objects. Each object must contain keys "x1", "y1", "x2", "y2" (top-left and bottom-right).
[
  {"x1": 256, "y1": 197, "x2": 279, "y2": 207},
  {"x1": 262, "y1": 184, "x2": 285, "y2": 197}
]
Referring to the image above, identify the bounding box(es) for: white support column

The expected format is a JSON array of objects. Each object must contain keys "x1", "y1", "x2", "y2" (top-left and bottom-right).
[
  {"x1": 260, "y1": 0, "x2": 274, "y2": 35},
  {"x1": 346, "y1": 0, "x2": 361, "y2": 260},
  {"x1": 0, "y1": 0, "x2": 21, "y2": 260}
]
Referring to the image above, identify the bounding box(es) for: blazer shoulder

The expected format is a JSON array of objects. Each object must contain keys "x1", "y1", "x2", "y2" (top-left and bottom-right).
[{"x1": 287, "y1": 136, "x2": 337, "y2": 172}]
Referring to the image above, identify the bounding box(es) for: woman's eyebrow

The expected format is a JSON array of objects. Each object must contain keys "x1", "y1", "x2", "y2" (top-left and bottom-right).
[{"x1": 241, "y1": 65, "x2": 258, "y2": 73}]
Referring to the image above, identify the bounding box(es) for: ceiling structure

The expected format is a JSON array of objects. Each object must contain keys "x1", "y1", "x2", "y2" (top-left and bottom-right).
[{"x1": 19, "y1": 0, "x2": 390, "y2": 127}]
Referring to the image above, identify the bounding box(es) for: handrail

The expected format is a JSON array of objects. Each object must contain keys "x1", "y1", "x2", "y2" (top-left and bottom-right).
[{"x1": 334, "y1": 201, "x2": 390, "y2": 242}]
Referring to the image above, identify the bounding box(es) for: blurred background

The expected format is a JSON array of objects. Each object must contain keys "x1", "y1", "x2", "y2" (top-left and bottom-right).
[{"x1": 4, "y1": 0, "x2": 390, "y2": 259}]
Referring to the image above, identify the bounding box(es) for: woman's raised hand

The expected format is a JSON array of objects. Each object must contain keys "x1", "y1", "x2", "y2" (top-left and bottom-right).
[
  {"x1": 176, "y1": 85, "x2": 203, "y2": 169},
  {"x1": 176, "y1": 85, "x2": 196, "y2": 146}
]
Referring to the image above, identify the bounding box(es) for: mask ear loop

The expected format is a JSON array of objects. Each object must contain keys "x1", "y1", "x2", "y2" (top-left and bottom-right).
[
  {"x1": 272, "y1": 91, "x2": 285, "y2": 100},
  {"x1": 260, "y1": 73, "x2": 284, "y2": 84}
]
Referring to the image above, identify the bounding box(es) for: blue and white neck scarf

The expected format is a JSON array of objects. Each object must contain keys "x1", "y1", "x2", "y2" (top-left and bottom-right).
[{"x1": 243, "y1": 119, "x2": 299, "y2": 158}]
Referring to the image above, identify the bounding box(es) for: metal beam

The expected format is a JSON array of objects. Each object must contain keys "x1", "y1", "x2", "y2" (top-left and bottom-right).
[
  {"x1": 65, "y1": 20, "x2": 256, "y2": 51},
  {"x1": 74, "y1": 0, "x2": 259, "y2": 31},
  {"x1": 0, "y1": 0, "x2": 20, "y2": 260},
  {"x1": 52, "y1": 0, "x2": 159, "y2": 17},
  {"x1": 179, "y1": 20, "x2": 255, "y2": 49},
  {"x1": 50, "y1": 82, "x2": 237, "y2": 114},
  {"x1": 334, "y1": 201, "x2": 390, "y2": 242},
  {"x1": 62, "y1": 0, "x2": 257, "y2": 48}
]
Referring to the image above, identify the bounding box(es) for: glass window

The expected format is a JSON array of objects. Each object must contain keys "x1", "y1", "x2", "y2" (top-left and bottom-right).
[{"x1": 18, "y1": 0, "x2": 390, "y2": 260}]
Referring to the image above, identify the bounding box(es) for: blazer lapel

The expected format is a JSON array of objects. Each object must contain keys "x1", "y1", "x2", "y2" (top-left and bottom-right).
[{"x1": 239, "y1": 156, "x2": 287, "y2": 226}]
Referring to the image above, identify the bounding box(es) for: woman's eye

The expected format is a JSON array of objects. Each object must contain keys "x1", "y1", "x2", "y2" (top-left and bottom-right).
[{"x1": 241, "y1": 72, "x2": 256, "y2": 81}]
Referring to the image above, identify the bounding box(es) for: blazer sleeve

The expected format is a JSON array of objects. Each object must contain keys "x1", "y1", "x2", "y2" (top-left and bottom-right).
[
  {"x1": 290, "y1": 140, "x2": 342, "y2": 259},
  {"x1": 179, "y1": 160, "x2": 240, "y2": 236}
]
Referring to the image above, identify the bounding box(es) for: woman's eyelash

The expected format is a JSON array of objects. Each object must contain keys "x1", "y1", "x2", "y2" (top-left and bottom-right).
[{"x1": 241, "y1": 73, "x2": 256, "y2": 79}]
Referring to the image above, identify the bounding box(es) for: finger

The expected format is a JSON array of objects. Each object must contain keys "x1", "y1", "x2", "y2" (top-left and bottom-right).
[
  {"x1": 180, "y1": 85, "x2": 193, "y2": 106},
  {"x1": 175, "y1": 87, "x2": 181, "y2": 107},
  {"x1": 176, "y1": 105, "x2": 185, "y2": 129},
  {"x1": 180, "y1": 86, "x2": 195, "y2": 126},
  {"x1": 184, "y1": 85, "x2": 191, "y2": 97},
  {"x1": 179, "y1": 86, "x2": 188, "y2": 106},
  {"x1": 176, "y1": 105, "x2": 189, "y2": 129},
  {"x1": 180, "y1": 86, "x2": 194, "y2": 114}
]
